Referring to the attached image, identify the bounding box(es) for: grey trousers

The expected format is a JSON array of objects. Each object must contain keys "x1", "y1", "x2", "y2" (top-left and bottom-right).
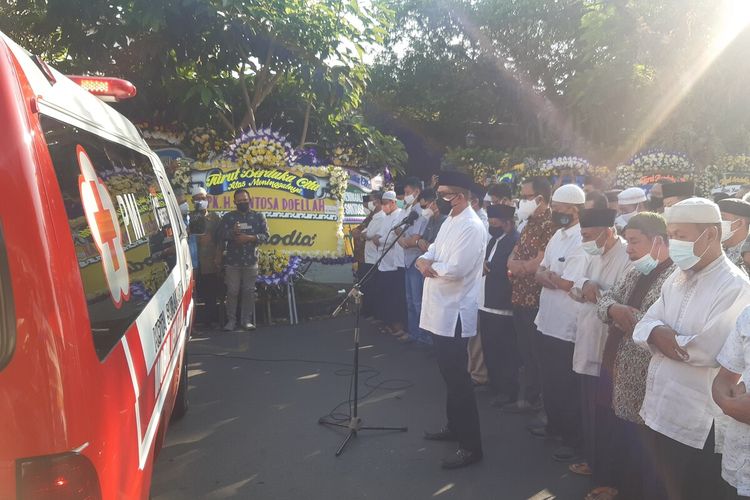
[{"x1": 225, "y1": 265, "x2": 258, "y2": 325}]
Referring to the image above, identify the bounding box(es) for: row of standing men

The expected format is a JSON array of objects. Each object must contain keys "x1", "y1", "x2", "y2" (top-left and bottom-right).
[{"x1": 353, "y1": 172, "x2": 750, "y2": 499}]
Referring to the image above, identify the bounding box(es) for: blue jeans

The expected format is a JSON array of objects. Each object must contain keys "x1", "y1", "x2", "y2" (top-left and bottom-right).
[{"x1": 405, "y1": 264, "x2": 432, "y2": 344}]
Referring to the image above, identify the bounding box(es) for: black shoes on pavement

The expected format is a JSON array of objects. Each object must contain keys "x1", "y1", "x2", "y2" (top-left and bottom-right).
[
  {"x1": 423, "y1": 427, "x2": 457, "y2": 442},
  {"x1": 441, "y1": 448, "x2": 483, "y2": 469}
]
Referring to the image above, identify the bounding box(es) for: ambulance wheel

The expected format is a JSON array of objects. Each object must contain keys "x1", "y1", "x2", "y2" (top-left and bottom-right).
[{"x1": 171, "y1": 352, "x2": 189, "y2": 421}]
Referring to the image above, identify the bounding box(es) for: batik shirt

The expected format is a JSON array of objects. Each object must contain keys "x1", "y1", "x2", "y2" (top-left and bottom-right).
[
  {"x1": 597, "y1": 262, "x2": 676, "y2": 424},
  {"x1": 220, "y1": 210, "x2": 270, "y2": 267},
  {"x1": 509, "y1": 209, "x2": 556, "y2": 308}
]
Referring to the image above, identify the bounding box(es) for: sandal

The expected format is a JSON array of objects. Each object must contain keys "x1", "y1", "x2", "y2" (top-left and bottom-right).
[
  {"x1": 584, "y1": 486, "x2": 618, "y2": 500},
  {"x1": 568, "y1": 462, "x2": 592, "y2": 476}
]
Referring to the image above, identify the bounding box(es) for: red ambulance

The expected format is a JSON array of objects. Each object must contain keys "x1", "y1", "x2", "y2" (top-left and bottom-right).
[{"x1": 0, "y1": 32, "x2": 194, "y2": 499}]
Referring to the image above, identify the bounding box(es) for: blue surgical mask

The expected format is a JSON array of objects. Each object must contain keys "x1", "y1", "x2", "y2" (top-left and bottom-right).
[
  {"x1": 632, "y1": 238, "x2": 660, "y2": 275},
  {"x1": 669, "y1": 230, "x2": 708, "y2": 271}
]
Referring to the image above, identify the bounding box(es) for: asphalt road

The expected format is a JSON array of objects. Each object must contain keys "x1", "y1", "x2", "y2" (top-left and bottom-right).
[{"x1": 151, "y1": 316, "x2": 590, "y2": 500}]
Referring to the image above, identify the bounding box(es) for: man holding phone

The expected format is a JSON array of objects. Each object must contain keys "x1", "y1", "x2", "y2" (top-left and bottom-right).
[{"x1": 220, "y1": 189, "x2": 269, "y2": 331}]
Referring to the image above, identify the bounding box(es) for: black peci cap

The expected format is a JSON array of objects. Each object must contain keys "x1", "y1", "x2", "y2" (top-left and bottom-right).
[{"x1": 580, "y1": 208, "x2": 617, "y2": 228}]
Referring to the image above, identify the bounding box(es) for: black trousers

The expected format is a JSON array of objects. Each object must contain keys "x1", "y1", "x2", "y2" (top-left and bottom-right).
[
  {"x1": 579, "y1": 374, "x2": 619, "y2": 486},
  {"x1": 431, "y1": 320, "x2": 482, "y2": 454},
  {"x1": 479, "y1": 311, "x2": 518, "y2": 400},
  {"x1": 513, "y1": 307, "x2": 542, "y2": 403},
  {"x1": 536, "y1": 331, "x2": 581, "y2": 448},
  {"x1": 375, "y1": 268, "x2": 406, "y2": 325},
  {"x1": 608, "y1": 418, "x2": 656, "y2": 500},
  {"x1": 643, "y1": 425, "x2": 723, "y2": 500},
  {"x1": 196, "y1": 272, "x2": 221, "y2": 325}
]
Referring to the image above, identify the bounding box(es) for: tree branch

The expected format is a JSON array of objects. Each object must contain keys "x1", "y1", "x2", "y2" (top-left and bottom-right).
[{"x1": 217, "y1": 112, "x2": 235, "y2": 133}]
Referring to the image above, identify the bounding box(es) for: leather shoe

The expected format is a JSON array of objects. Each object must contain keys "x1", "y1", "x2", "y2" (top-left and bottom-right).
[
  {"x1": 528, "y1": 425, "x2": 562, "y2": 440},
  {"x1": 441, "y1": 448, "x2": 483, "y2": 469},
  {"x1": 552, "y1": 445, "x2": 579, "y2": 462},
  {"x1": 502, "y1": 399, "x2": 543, "y2": 414},
  {"x1": 424, "y1": 427, "x2": 458, "y2": 442}
]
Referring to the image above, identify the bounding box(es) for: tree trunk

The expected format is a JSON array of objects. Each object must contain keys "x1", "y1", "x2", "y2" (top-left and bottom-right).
[
  {"x1": 299, "y1": 99, "x2": 313, "y2": 148},
  {"x1": 240, "y1": 105, "x2": 257, "y2": 132}
]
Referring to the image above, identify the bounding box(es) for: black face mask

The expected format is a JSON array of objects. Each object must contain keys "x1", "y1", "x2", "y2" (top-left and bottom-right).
[
  {"x1": 489, "y1": 226, "x2": 505, "y2": 238},
  {"x1": 436, "y1": 198, "x2": 452, "y2": 215},
  {"x1": 552, "y1": 211, "x2": 572, "y2": 227},
  {"x1": 236, "y1": 202, "x2": 250, "y2": 213},
  {"x1": 649, "y1": 197, "x2": 663, "y2": 210}
]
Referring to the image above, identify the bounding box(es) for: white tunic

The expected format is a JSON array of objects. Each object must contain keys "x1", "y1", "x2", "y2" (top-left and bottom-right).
[
  {"x1": 633, "y1": 256, "x2": 750, "y2": 449},
  {"x1": 717, "y1": 307, "x2": 750, "y2": 497},
  {"x1": 363, "y1": 211, "x2": 385, "y2": 265},
  {"x1": 419, "y1": 206, "x2": 485, "y2": 338},
  {"x1": 375, "y1": 208, "x2": 405, "y2": 272},
  {"x1": 572, "y1": 237, "x2": 632, "y2": 376},
  {"x1": 476, "y1": 207, "x2": 489, "y2": 230},
  {"x1": 535, "y1": 223, "x2": 589, "y2": 342}
]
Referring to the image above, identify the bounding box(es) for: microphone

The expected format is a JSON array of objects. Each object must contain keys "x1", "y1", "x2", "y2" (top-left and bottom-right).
[{"x1": 396, "y1": 210, "x2": 420, "y2": 228}]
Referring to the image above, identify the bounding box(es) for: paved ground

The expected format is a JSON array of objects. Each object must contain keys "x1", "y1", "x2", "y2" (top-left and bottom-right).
[{"x1": 151, "y1": 316, "x2": 591, "y2": 500}]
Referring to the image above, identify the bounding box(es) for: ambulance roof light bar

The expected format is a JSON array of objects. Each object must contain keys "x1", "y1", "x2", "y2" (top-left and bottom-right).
[{"x1": 67, "y1": 76, "x2": 137, "y2": 102}]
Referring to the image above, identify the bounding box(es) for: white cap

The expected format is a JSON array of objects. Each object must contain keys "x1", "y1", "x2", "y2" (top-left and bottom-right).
[
  {"x1": 618, "y1": 187, "x2": 647, "y2": 205},
  {"x1": 381, "y1": 191, "x2": 397, "y2": 201},
  {"x1": 193, "y1": 186, "x2": 207, "y2": 196},
  {"x1": 551, "y1": 184, "x2": 586, "y2": 204},
  {"x1": 665, "y1": 197, "x2": 721, "y2": 224}
]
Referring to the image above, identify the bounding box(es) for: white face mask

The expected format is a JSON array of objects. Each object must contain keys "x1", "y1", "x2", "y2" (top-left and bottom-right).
[
  {"x1": 618, "y1": 210, "x2": 636, "y2": 223},
  {"x1": 367, "y1": 201, "x2": 375, "y2": 212},
  {"x1": 421, "y1": 208, "x2": 434, "y2": 219},
  {"x1": 516, "y1": 198, "x2": 539, "y2": 221},
  {"x1": 669, "y1": 229, "x2": 709, "y2": 271},
  {"x1": 195, "y1": 200, "x2": 208, "y2": 211},
  {"x1": 404, "y1": 194, "x2": 416, "y2": 205},
  {"x1": 582, "y1": 232, "x2": 606, "y2": 256},
  {"x1": 721, "y1": 219, "x2": 739, "y2": 243},
  {"x1": 179, "y1": 202, "x2": 189, "y2": 216}
]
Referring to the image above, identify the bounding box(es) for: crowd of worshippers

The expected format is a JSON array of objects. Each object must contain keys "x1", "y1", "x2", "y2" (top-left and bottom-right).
[{"x1": 351, "y1": 173, "x2": 750, "y2": 499}]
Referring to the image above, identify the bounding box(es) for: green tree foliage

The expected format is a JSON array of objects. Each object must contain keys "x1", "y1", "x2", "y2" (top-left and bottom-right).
[
  {"x1": 0, "y1": 1, "x2": 389, "y2": 131},
  {"x1": 369, "y1": 0, "x2": 750, "y2": 165}
]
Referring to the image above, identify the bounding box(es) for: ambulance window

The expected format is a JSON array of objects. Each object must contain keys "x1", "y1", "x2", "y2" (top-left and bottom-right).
[
  {"x1": 40, "y1": 116, "x2": 176, "y2": 360},
  {"x1": 0, "y1": 223, "x2": 15, "y2": 371}
]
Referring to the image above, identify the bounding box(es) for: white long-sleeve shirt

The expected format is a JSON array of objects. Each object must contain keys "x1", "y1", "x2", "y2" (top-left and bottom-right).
[
  {"x1": 419, "y1": 206, "x2": 485, "y2": 338},
  {"x1": 362, "y1": 211, "x2": 385, "y2": 265},
  {"x1": 375, "y1": 208, "x2": 405, "y2": 271},
  {"x1": 535, "y1": 223, "x2": 589, "y2": 342},
  {"x1": 633, "y1": 255, "x2": 750, "y2": 449},
  {"x1": 717, "y1": 307, "x2": 750, "y2": 497},
  {"x1": 572, "y1": 237, "x2": 632, "y2": 376}
]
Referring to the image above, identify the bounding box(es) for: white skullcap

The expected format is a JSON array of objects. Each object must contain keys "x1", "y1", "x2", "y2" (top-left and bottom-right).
[
  {"x1": 193, "y1": 186, "x2": 207, "y2": 196},
  {"x1": 664, "y1": 197, "x2": 721, "y2": 224},
  {"x1": 552, "y1": 184, "x2": 586, "y2": 204},
  {"x1": 618, "y1": 187, "x2": 647, "y2": 205},
  {"x1": 381, "y1": 191, "x2": 397, "y2": 201}
]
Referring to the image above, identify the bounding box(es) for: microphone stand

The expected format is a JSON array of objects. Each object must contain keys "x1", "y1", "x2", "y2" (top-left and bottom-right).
[{"x1": 318, "y1": 214, "x2": 415, "y2": 456}]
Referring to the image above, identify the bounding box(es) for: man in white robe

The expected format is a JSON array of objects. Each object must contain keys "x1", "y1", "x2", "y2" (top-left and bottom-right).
[
  {"x1": 532, "y1": 183, "x2": 589, "y2": 462},
  {"x1": 633, "y1": 197, "x2": 750, "y2": 500},
  {"x1": 569, "y1": 208, "x2": 632, "y2": 494}
]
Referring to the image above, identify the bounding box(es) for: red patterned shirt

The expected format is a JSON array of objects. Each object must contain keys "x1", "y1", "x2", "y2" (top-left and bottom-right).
[{"x1": 510, "y1": 209, "x2": 556, "y2": 308}]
